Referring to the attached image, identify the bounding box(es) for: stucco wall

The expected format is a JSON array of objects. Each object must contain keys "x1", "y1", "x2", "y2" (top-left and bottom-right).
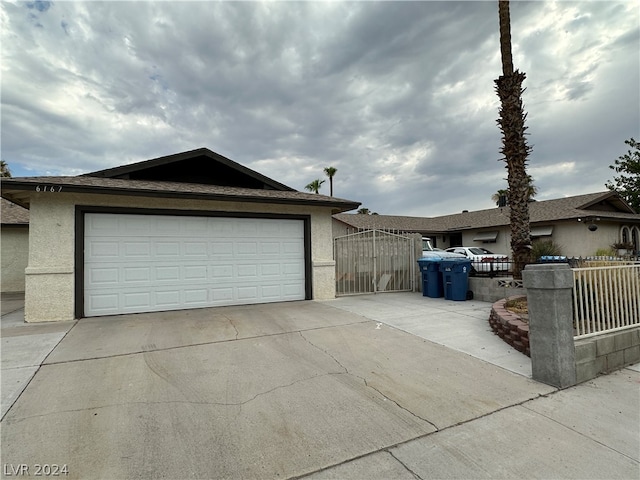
[
  {"x1": 462, "y1": 228, "x2": 511, "y2": 255},
  {"x1": 550, "y1": 221, "x2": 620, "y2": 257},
  {"x1": 1, "y1": 226, "x2": 29, "y2": 292},
  {"x1": 461, "y1": 221, "x2": 625, "y2": 258},
  {"x1": 25, "y1": 192, "x2": 339, "y2": 322}
]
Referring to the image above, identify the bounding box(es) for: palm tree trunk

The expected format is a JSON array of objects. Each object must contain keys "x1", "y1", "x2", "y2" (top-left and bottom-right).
[{"x1": 496, "y1": 0, "x2": 532, "y2": 280}]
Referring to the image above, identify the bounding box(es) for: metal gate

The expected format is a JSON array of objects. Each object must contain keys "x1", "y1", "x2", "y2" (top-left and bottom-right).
[{"x1": 334, "y1": 229, "x2": 416, "y2": 296}]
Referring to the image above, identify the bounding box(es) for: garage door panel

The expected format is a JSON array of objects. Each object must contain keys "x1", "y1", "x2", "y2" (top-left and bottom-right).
[
  {"x1": 260, "y1": 242, "x2": 281, "y2": 255},
  {"x1": 261, "y1": 264, "x2": 281, "y2": 276},
  {"x1": 211, "y1": 265, "x2": 233, "y2": 279},
  {"x1": 184, "y1": 242, "x2": 208, "y2": 257},
  {"x1": 184, "y1": 265, "x2": 208, "y2": 280},
  {"x1": 123, "y1": 291, "x2": 151, "y2": 309},
  {"x1": 153, "y1": 290, "x2": 181, "y2": 308},
  {"x1": 155, "y1": 242, "x2": 180, "y2": 257},
  {"x1": 184, "y1": 289, "x2": 208, "y2": 304},
  {"x1": 88, "y1": 293, "x2": 119, "y2": 313},
  {"x1": 237, "y1": 265, "x2": 258, "y2": 278},
  {"x1": 87, "y1": 267, "x2": 119, "y2": 286},
  {"x1": 211, "y1": 241, "x2": 234, "y2": 256},
  {"x1": 283, "y1": 241, "x2": 303, "y2": 254},
  {"x1": 87, "y1": 241, "x2": 119, "y2": 259},
  {"x1": 237, "y1": 242, "x2": 258, "y2": 256},
  {"x1": 156, "y1": 266, "x2": 181, "y2": 281},
  {"x1": 123, "y1": 267, "x2": 151, "y2": 283},
  {"x1": 211, "y1": 288, "x2": 233, "y2": 303},
  {"x1": 123, "y1": 241, "x2": 151, "y2": 257},
  {"x1": 84, "y1": 214, "x2": 306, "y2": 316}
]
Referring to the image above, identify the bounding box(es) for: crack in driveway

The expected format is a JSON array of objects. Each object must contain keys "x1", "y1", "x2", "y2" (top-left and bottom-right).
[
  {"x1": 298, "y1": 330, "x2": 439, "y2": 431},
  {"x1": 4, "y1": 372, "x2": 339, "y2": 425}
]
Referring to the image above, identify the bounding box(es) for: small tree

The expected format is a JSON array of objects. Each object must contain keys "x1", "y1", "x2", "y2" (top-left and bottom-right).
[
  {"x1": 324, "y1": 167, "x2": 337, "y2": 196},
  {"x1": 305, "y1": 179, "x2": 325, "y2": 194},
  {"x1": 605, "y1": 138, "x2": 640, "y2": 212},
  {"x1": 0, "y1": 160, "x2": 11, "y2": 178}
]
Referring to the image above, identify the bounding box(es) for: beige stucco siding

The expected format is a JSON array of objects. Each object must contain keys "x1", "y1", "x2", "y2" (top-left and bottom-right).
[
  {"x1": 550, "y1": 221, "x2": 620, "y2": 257},
  {"x1": 1, "y1": 226, "x2": 29, "y2": 292},
  {"x1": 24, "y1": 192, "x2": 338, "y2": 322},
  {"x1": 461, "y1": 221, "x2": 623, "y2": 258}
]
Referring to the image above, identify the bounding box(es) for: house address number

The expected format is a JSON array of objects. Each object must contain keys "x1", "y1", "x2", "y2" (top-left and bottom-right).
[{"x1": 35, "y1": 185, "x2": 63, "y2": 192}]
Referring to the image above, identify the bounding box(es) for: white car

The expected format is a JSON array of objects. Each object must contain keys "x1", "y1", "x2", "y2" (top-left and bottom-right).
[
  {"x1": 422, "y1": 238, "x2": 467, "y2": 259},
  {"x1": 444, "y1": 247, "x2": 511, "y2": 275}
]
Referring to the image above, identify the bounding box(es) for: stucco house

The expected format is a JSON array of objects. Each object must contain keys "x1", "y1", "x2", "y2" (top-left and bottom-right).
[
  {"x1": 1, "y1": 198, "x2": 30, "y2": 292},
  {"x1": 334, "y1": 191, "x2": 640, "y2": 257},
  {"x1": 0, "y1": 148, "x2": 359, "y2": 322}
]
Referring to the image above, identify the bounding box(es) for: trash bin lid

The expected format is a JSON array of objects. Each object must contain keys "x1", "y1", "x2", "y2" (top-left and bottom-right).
[
  {"x1": 439, "y1": 258, "x2": 472, "y2": 264},
  {"x1": 418, "y1": 256, "x2": 442, "y2": 264}
]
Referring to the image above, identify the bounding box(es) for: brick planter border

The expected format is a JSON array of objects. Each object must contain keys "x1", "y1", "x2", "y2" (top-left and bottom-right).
[{"x1": 489, "y1": 296, "x2": 530, "y2": 357}]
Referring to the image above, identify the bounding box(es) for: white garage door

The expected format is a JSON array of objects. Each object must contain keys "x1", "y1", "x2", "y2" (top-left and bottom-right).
[{"x1": 84, "y1": 213, "x2": 306, "y2": 316}]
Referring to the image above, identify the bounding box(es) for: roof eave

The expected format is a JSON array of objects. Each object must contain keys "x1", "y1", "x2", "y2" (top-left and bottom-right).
[{"x1": 1, "y1": 181, "x2": 360, "y2": 213}]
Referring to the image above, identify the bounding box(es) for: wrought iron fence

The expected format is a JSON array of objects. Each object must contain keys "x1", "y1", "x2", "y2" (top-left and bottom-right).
[
  {"x1": 572, "y1": 263, "x2": 640, "y2": 339},
  {"x1": 334, "y1": 229, "x2": 416, "y2": 296},
  {"x1": 470, "y1": 254, "x2": 640, "y2": 278}
]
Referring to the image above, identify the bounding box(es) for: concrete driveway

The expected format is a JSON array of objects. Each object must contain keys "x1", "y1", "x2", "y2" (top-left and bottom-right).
[{"x1": 2, "y1": 293, "x2": 638, "y2": 479}]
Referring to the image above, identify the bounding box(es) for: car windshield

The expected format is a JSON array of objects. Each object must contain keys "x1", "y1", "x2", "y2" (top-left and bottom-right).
[{"x1": 469, "y1": 247, "x2": 494, "y2": 255}]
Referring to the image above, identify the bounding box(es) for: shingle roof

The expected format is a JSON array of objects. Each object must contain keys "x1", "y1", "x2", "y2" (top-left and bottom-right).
[
  {"x1": 1, "y1": 198, "x2": 29, "y2": 225},
  {"x1": 334, "y1": 191, "x2": 639, "y2": 233},
  {"x1": 0, "y1": 176, "x2": 360, "y2": 212}
]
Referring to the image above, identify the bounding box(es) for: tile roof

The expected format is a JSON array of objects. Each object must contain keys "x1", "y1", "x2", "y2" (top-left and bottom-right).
[
  {"x1": 1, "y1": 198, "x2": 29, "y2": 225},
  {"x1": 0, "y1": 176, "x2": 360, "y2": 212},
  {"x1": 334, "y1": 191, "x2": 639, "y2": 233}
]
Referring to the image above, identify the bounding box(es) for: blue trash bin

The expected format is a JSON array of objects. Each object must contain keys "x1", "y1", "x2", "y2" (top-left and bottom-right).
[
  {"x1": 439, "y1": 258, "x2": 472, "y2": 301},
  {"x1": 417, "y1": 257, "x2": 443, "y2": 298}
]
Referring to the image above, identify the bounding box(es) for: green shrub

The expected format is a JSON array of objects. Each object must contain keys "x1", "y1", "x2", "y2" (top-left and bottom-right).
[
  {"x1": 531, "y1": 240, "x2": 562, "y2": 259},
  {"x1": 594, "y1": 247, "x2": 615, "y2": 257}
]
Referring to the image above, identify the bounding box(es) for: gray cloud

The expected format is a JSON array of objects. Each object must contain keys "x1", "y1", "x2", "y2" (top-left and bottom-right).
[{"x1": 1, "y1": 1, "x2": 638, "y2": 215}]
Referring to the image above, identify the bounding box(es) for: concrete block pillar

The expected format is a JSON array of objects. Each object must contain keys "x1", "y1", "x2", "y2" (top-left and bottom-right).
[{"x1": 522, "y1": 263, "x2": 577, "y2": 388}]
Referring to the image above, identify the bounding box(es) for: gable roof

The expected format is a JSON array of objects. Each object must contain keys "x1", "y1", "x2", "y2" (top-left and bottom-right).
[
  {"x1": 1, "y1": 198, "x2": 29, "y2": 225},
  {"x1": 334, "y1": 191, "x2": 639, "y2": 233},
  {"x1": 84, "y1": 148, "x2": 295, "y2": 191},
  {"x1": 0, "y1": 148, "x2": 361, "y2": 213}
]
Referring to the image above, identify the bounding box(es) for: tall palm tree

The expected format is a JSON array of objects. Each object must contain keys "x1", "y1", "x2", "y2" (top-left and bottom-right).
[
  {"x1": 305, "y1": 179, "x2": 325, "y2": 194},
  {"x1": 324, "y1": 166, "x2": 337, "y2": 196},
  {"x1": 495, "y1": 0, "x2": 532, "y2": 279}
]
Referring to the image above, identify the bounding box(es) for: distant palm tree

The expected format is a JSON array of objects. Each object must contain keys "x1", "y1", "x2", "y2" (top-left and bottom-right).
[
  {"x1": 495, "y1": 0, "x2": 532, "y2": 279},
  {"x1": 305, "y1": 179, "x2": 325, "y2": 194},
  {"x1": 0, "y1": 160, "x2": 11, "y2": 178},
  {"x1": 324, "y1": 166, "x2": 337, "y2": 196},
  {"x1": 357, "y1": 207, "x2": 371, "y2": 214},
  {"x1": 492, "y1": 188, "x2": 510, "y2": 206},
  {"x1": 492, "y1": 175, "x2": 538, "y2": 205}
]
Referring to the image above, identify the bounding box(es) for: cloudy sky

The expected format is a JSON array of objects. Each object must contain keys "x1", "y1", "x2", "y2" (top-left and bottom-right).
[{"x1": 2, "y1": 0, "x2": 638, "y2": 216}]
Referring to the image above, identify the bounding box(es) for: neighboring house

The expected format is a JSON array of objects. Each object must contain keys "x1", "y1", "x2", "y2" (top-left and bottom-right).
[
  {"x1": 334, "y1": 191, "x2": 640, "y2": 257},
  {"x1": 1, "y1": 198, "x2": 30, "y2": 292},
  {"x1": 1, "y1": 148, "x2": 359, "y2": 322}
]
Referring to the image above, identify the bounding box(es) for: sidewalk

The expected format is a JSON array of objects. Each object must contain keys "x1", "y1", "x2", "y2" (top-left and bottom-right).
[{"x1": 324, "y1": 293, "x2": 532, "y2": 377}]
